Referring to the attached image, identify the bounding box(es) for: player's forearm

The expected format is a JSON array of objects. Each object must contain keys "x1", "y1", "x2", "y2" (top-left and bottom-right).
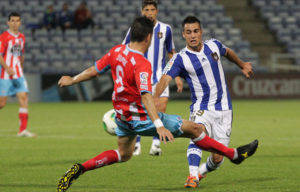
[
  {"x1": 225, "y1": 48, "x2": 245, "y2": 69},
  {"x1": 20, "y1": 56, "x2": 24, "y2": 68},
  {"x1": 72, "y1": 66, "x2": 98, "y2": 84},
  {"x1": 141, "y1": 93, "x2": 160, "y2": 122},
  {"x1": 153, "y1": 75, "x2": 172, "y2": 98}
]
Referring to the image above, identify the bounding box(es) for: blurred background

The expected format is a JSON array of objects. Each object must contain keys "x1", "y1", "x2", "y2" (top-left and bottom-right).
[{"x1": 1, "y1": 0, "x2": 299, "y2": 102}]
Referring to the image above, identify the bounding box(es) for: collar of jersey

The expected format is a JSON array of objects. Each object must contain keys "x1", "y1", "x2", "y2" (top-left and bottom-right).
[
  {"x1": 184, "y1": 44, "x2": 204, "y2": 55},
  {"x1": 126, "y1": 44, "x2": 144, "y2": 56},
  {"x1": 7, "y1": 30, "x2": 20, "y2": 37}
]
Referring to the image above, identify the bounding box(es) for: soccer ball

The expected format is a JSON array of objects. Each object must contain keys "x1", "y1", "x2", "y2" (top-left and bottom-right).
[{"x1": 102, "y1": 109, "x2": 117, "y2": 136}]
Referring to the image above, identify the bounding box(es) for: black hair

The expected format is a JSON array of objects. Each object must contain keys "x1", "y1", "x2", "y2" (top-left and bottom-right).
[
  {"x1": 130, "y1": 16, "x2": 154, "y2": 42},
  {"x1": 142, "y1": 0, "x2": 157, "y2": 9},
  {"x1": 8, "y1": 12, "x2": 21, "y2": 21},
  {"x1": 182, "y1": 16, "x2": 202, "y2": 29}
]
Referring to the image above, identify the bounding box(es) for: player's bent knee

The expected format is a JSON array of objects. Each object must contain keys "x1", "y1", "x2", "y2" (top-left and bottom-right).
[
  {"x1": 0, "y1": 101, "x2": 6, "y2": 109},
  {"x1": 191, "y1": 123, "x2": 205, "y2": 138},
  {"x1": 119, "y1": 152, "x2": 133, "y2": 162}
]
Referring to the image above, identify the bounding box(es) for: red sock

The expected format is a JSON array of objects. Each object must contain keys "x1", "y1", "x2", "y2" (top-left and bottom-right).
[
  {"x1": 193, "y1": 133, "x2": 235, "y2": 160},
  {"x1": 82, "y1": 150, "x2": 120, "y2": 172},
  {"x1": 19, "y1": 111, "x2": 28, "y2": 133}
]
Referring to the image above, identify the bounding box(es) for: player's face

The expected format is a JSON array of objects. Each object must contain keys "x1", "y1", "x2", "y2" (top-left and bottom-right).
[
  {"x1": 141, "y1": 5, "x2": 158, "y2": 23},
  {"x1": 7, "y1": 16, "x2": 21, "y2": 32},
  {"x1": 182, "y1": 22, "x2": 203, "y2": 51}
]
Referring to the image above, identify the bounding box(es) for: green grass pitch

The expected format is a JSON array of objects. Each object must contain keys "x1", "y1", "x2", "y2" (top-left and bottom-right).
[{"x1": 0, "y1": 100, "x2": 300, "y2": 192}]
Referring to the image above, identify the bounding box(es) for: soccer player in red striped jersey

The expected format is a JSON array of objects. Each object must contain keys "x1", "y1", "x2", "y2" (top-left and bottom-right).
[
  {"x1": 56, "y1": 16, "x2": 258, "y2": 192},
  {"x1": 0, "y1": 12, "x2": 36, "y2": 137}
]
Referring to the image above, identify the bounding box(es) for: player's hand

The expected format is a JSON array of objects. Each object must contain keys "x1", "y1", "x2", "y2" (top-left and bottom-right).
[
  {"x1": 58, "y1": 76, "x2": 73, "y2": 87},
  {"x1": 156, "y1": 126, "x2": 174, "y2": 144},
  {"x1": 6, "y1": 67, "x2": 15, "y2": 76},
  {"x1": 241, "y1": 62, "x2": 254, "y2": 79},
  {"x1": 175, "y1": 77, "x2": 183, "y2": 93}
]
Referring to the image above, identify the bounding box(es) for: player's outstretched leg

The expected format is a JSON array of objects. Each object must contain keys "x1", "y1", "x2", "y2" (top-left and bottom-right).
[
  {"x1": 231, "y1": 139, "x2": 259, "y2": 164},
  {"x1": 57, "y1": 163, "x2": 83, "y2": 192},
  {"x1": 181, "y1": 120, "x2": 258, "y2": 164}
]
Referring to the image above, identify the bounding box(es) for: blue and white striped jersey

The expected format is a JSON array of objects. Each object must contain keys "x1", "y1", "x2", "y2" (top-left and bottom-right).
[
  {"x1": 165, "y1": 39, "x2": 232, "y2": 112},
  {"x1": 123, "y1": 20, "x2": 175, "y2": 84}
]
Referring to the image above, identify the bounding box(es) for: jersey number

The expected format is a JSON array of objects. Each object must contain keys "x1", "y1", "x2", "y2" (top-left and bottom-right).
[{"x1": 115, "y1": 65, "x2": 125, "y2": 93}]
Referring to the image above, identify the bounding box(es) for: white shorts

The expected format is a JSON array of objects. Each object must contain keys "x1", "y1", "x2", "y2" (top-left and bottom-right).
[
  {"x1": 152, "y1": 84, "x2": 169, "y2": 97},
  {"x1": 189, "y1": 110, "x2": 232, "y2": 146}
]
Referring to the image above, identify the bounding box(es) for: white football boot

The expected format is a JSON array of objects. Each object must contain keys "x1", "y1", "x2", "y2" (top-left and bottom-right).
[{"x1": 17, "y1": 130, "x2": 37, "y2": 137}]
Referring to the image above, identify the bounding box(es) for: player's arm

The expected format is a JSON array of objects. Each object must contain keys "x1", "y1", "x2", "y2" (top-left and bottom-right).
[
  {"x1": 167, "y1": 50, "x2": 183, "y2": 93},
  {"x1": 153, "y1": 74, "x2": 172, "y2": 105},
  {"x1": 166, "y1": 27, "x2": 183, "y2": 92},
  {"x1": 0, "y1": 55, "x2": 15, "y2": 76},
  {"x1": 141, "y1": 92, "x2": 174, "y2": 143},
  {"x1": 58, "y1": 66, "x2": 98, "y2": 87},
  {"x1": 20, "y1": 55, "x2": 24, "y2": 69},
  {"x1": 0, "y1": 35, "x2": 15, "y2": 76},
  {"x1": 225, "y1": 48, "x2": 253, "y2": 79}
]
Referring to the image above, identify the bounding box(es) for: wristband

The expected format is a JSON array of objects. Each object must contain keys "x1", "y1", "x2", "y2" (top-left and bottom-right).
[{"x1": 154, "y1": 119, "x2": 163, "y2": 129}]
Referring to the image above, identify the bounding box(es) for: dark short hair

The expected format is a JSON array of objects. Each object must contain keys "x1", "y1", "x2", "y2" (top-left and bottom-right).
[
  {"x1": 130, "y1": 16, "x2": 154, "y2": 42},
  {"x1": 8, "y1": 12, "x2": 21, "y2": 21},
  {"x1": 182, "y1": 16, "x2": 202, "y2": 29},
  {"x1": 142, "y1": 0, "x2": 157, "y2": 9}
]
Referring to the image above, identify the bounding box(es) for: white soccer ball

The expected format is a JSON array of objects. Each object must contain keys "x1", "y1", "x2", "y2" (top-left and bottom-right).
[{"x1": 102, "y1": 109, "x2": 117, "y2": 136}]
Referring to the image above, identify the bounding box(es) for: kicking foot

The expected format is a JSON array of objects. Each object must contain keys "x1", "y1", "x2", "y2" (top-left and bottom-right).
[
  {"x1": 57, "y1": 163, "x2": 84, "y2": 192},
  {"x1": 231, "y1": 139, "x2": 259, "y2": 164}
]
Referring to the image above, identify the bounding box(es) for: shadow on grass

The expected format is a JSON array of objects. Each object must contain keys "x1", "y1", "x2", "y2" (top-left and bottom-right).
[
  {"x1": 14, "y1": 159, "x2": 89, "y2": 167},
  {"x1": 212, "y1": 177, "x2": 278, "y2": 186}
]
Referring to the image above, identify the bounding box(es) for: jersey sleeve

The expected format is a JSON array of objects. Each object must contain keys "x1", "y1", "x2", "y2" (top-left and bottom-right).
[
  {"x1": 164, "y1": 54, "x2": 184, "y2": 78},
  {"x1": 122, "y1": 28, "x2": 131, "y2": 45},
  {"x1": 134, "y1": 58, "x2": 152, "y2": 94},
  {"x1": 0, "y1": 34, "x2": 5, "y2": 56},
  {"x1": 165, "y1": 25, "x2": 175, "y2": 53},
  {"x1": 213, "y1": 39, "x2": 227, "y2": 56},
  {"x1": 94, "y1": 50, "x2": 112, "y2": 74}
]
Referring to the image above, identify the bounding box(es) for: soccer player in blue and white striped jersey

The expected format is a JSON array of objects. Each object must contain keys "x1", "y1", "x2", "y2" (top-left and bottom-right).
[
  {"x1": 154, "y1": 16, "x2": 254, "y2": 188},
  {"x1": 123, "y1": 0, "x2": 183, "y2": 156}
]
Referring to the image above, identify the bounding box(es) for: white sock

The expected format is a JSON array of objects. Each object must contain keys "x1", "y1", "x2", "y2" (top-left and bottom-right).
[
  {"x1": 189, "y1": 166, "x2": 199, "y2": 180},
  {"x1": 199, "y1": 156, "x2": 224, "y2": 176},
  {"x1": 152, "y1": 139, "x2": 160, "y2": 146}
]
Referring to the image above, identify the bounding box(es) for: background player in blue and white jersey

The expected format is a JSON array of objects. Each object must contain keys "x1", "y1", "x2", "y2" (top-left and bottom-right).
[
  {"x1": 154, "y1": 16, "x2": 254, "y2": 188},
  {"x1": 123, "y1": 0, "x2": 183, "y2": 156}
]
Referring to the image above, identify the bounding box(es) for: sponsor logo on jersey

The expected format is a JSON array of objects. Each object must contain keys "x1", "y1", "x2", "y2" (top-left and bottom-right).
[
  {"x1": 140, "y1": 84, "x2": 148, "y2": 90},
  {"x1": 140, "y1": 72, "x2": 148, "y2": 84},
  {"x1": 10, "y1": 43, "x2": 22, "y2": 56}
]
